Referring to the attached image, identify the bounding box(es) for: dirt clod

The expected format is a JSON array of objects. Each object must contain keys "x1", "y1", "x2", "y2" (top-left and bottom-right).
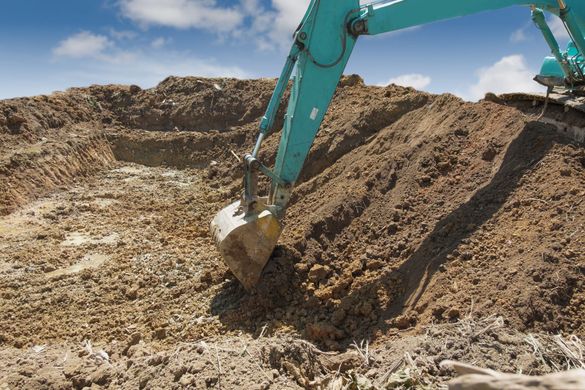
[{"x1": 308, "y1": 264, "x2": 330, "y2": 283}]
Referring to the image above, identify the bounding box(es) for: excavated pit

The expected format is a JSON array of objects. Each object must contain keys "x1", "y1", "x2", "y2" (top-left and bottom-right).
[{"x1": 0, "y1": 76, "x2": 584, "y2": 388}]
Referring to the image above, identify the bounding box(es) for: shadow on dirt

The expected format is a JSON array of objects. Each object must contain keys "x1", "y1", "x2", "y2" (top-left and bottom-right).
[{"x1": 211, "y1": 121, "x2": 571, "y2": 349}]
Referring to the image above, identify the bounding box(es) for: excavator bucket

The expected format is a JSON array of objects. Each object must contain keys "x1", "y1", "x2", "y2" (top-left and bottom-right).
[{"x1": 210, "y1": 201, "x2": 282, "y2": 290}]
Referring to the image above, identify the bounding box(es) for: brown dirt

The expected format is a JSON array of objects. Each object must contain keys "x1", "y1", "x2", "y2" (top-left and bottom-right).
[{"x1": 0, "y1": 75, "x2": 583, "y2": 389}]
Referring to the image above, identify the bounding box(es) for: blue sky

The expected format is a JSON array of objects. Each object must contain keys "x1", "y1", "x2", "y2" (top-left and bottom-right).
[{"x1": 0, "y1": 0, "x2": 572, "y2": 100}]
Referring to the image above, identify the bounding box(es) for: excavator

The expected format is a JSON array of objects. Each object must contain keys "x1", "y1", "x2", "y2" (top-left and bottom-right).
[{"x1": 211, "y1": 0, "x2": 585, "y2": 290}]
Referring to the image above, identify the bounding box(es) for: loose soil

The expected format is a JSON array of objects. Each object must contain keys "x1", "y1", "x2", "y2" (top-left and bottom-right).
[{"x1": 0, "y1": 76, "x2": 583, "y2": 389}]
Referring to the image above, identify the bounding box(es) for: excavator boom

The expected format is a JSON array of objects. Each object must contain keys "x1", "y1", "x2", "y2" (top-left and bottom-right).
[{"x1": 211, "y1": 0, "x2": 585, "y2": 290}]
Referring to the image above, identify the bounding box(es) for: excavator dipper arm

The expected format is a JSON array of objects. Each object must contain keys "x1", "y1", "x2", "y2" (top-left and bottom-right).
[
  {"x1": 352, "y1": 0, "x2": 559, "y2": 35},
  {"x1": 212, "y1": 0, "x2": 585, "y2": 290}
]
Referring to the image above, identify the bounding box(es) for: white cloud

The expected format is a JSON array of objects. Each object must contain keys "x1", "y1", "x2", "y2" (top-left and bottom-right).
[
  {"x1": 53, "y1": 32, "x2": 138, "y2": 64},
  {"x1": 119, "y1": 0, "x2": 244, "y2": 32},
  {"x1": 465, "y1": 54, "x2": 544, "y2": 101},
  {"x1": 266, "y1": 0, "x2": 310, "y2": 46},
  {"x1": 240, "y1": 0, "x2": 261, "y2": 14},
  {"x1": 53, "y1": 31, "x2": 113, "y2": 59},
  {"x1": 108, "y1": 28, "x2": 138, "y2": 40},
  {"x1": 510, "y1": 27, "x2": 527, "y2": 43},
  {"x1": 151, "y1": 37, "x2": 168, "y2": 49},
  {"x1": 381, "y1": 73, "x2": 431, "y2": 90},
  {"x1": 117, "y1": 0, "x2": 311, "y2": 50},
  {"x1": 51, "y1": 30, "x2": 248, "y2": 90},
  {"x1": 103, "y1": 53, "x2": 248, "y2": 83},
  {"x1": 66, "y1": 52, "x2": 249, "y2": 89},
  {"x1": 548, "y1": 15, "x2": 570, "y2": 41}
]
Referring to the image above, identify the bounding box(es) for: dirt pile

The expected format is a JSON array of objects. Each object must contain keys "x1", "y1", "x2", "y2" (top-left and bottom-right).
[
  {"x1": 0, "y1": 75, "x2": 583, "y2": 388},
  {"x1": 213, "y1": 85, "x2": 585, "y2": 350}
]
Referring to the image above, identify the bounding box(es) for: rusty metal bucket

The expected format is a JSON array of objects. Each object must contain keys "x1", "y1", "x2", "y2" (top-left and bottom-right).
[{"x1": 210, "y1": 201, "x2": 282, "y2": 290}]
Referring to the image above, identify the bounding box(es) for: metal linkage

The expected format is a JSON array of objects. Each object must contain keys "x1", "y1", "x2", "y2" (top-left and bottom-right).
[
  {"x1": 243, "y1": 43, "x2": 302, "y2": 211},
  {"x1": 532, "y1": 6, "x2": 574, "y2": 82}
]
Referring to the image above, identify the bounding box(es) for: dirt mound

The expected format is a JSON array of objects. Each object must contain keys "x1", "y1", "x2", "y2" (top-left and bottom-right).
[
  {"x1": 212, "y1": 88, "x2": 585, "y2": 349},
  {"x1": 104, "y1": 77, "x2": 279, "y2": 132},
  {"x1": 0, "y1": 75, "x2": 583, "y2": 388}
]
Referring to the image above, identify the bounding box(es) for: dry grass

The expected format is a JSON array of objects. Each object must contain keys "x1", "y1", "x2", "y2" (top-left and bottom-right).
[{"x1": 525, "y1": 333, "x2": 585, "y2": 371}]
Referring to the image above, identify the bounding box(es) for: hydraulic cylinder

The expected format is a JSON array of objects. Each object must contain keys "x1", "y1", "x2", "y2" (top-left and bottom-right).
[{"x1": 532, "y1": 7, "x2": 573, "y2": 80}]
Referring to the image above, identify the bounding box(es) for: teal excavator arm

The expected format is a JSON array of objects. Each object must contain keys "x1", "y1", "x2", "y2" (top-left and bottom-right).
[{"x1": 211, "y1": 0, "x2": 585, "y2": 290}]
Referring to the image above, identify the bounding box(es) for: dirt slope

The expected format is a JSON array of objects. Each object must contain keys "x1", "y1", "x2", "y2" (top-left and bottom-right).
[
  {"x1": 0, "y1": 76, "x2": 583, "y2": 388},
  {"x1": 210, "y1": 84, "x2": 585, "y2": 350}
]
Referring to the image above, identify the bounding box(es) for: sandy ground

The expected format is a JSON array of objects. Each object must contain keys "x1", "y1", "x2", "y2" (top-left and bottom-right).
[{"x1": 0, "y1": 76, "x2": 584, "y2": 388}]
